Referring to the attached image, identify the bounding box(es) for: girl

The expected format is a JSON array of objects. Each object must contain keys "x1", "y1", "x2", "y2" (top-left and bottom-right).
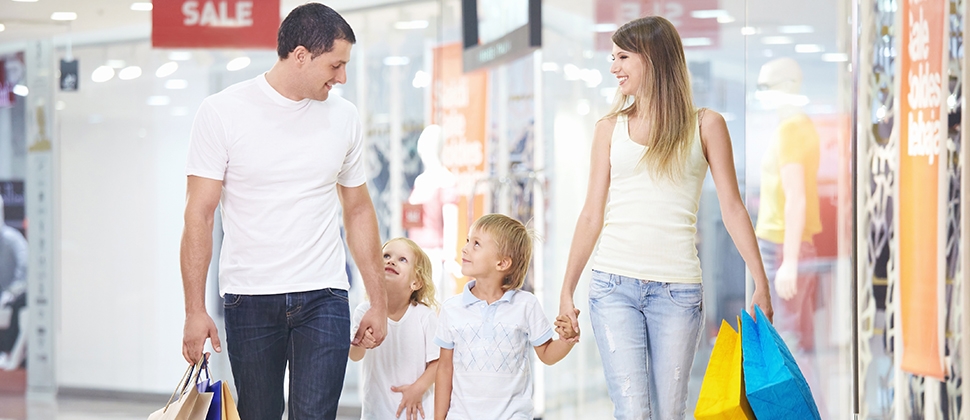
[
  {"x1": 434, "y1": 214, "x2": 578, "y2": 420},
  {"x1": 350, "y1": 238, "x2": 439, "y2": 420},
  {"x1": 557, "y1": 16, "x2": 773, "y2": 420}
]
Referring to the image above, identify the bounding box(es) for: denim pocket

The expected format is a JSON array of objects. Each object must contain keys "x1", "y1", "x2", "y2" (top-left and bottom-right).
[
  {"x1": 325, "y1": 288, "x2": 349, "y2": 303},
  {"x1": 665, "y1": 283, "x2": 703, "y2": 308},
  {"x1": 588, "y1": 270, "x2": 617, "y2": 300},
  {"x1": 223, "y1": 293, "x2": 243, "y2": 309}
]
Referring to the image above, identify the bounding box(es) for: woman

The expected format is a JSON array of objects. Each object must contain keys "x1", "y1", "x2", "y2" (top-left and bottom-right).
[{"x1": 557, "y1": 16, "x2": 773, "y2": 419}]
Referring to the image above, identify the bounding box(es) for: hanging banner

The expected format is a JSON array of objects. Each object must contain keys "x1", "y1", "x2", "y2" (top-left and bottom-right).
[
  {"x1": 897, "y1": 0, "x2": 946, "y2": 379},
  {"x1": 432, "y1": 43, "x2": 488, "y2": 294},
  {"x1": 152, "y1": 0, "x2": 279, "y2": 49}
]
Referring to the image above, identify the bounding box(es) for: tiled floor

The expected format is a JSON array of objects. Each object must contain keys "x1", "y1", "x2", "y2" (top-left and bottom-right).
[{"x1": 0, "y1": 393, "x2": 361, "y2": 420}]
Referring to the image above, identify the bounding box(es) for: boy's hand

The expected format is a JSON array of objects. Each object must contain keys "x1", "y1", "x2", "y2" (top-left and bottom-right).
[
  {"x1": 353, "y1": 327, "x2": 377, "y2": 348},
  {"x1": 555, "y1": 309, "x2": 580, "y2": 342},
  {"x1": 392, "y1": 383, "x2": 427, "y2": 420}
]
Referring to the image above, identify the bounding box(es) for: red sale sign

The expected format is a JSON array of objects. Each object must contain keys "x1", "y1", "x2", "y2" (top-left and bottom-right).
[{"x1": 152, "y1": 0, "x2": 280, "y2": 49}]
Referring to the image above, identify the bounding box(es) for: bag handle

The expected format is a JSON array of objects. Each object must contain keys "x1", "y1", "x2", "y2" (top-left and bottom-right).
[{"x1": 161, "y1": 354, "x2": 208, "y2": 413}]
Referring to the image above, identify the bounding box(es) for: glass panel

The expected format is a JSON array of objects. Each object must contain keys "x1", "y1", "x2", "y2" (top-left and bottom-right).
[{"x1": 744, "y1": 0, "x2": 855, "y2": 418}]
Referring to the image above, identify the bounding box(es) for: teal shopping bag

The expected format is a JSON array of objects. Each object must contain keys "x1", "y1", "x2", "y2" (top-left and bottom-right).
[{"x1": 740, "y1": 305, "x2": 820, "y2": 420}]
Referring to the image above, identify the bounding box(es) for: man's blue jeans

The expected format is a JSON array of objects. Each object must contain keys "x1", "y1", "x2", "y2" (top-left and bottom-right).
[{"x1": 224, "y1": 288, "x2": 350, "y2": 420}]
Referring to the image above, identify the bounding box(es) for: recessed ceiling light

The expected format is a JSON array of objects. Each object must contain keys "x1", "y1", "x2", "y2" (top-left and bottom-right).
[
  {"x1": 118, "y1": 66, "x2": 142, "y2": 80},
  {"x1": 779, "y1": 25, "x2": 814, "y2": 34},
  {"x1": 165, "y1": 79, "x2": 188, "y2": 89},
  {"x1": 690, "y1": 9, "x2": 729, "y2": 19},
  {"x1": 594, "y1": 23, "x2": 618, "y2": 33},
  {"x1": 393, "y1": 20, "x2": 428, "y2": 30},
  {"x1": 822, "y1": 53, "x2": 849, "y2": 62},
  {"x1": 226, "y1": 57, "x2": 251, "y2": 71},
  {"x1": 741, "y1": 26, "x2": 759, "y2": 35},
  {"x1": 92, "y1": 66, "x2": 115, "y2": 83},
  {"x1": 0, "y1": 24, "x2": 5, "y2": 32},
  {"x1": 12, "y1": 0, "x2": 40, "y2": 3},
  {"x1": 51, "y1": 12, "x2": 78, "y2": 21},
  {"x1": 130, "y1": 2, "x2": 153, "y2": 11},
  {"x1": 761, "y1": 36, "x2": 794, "y2": 45},
  {"x1": 155, "y1": 61, "x2": 178, "y2": 78}
]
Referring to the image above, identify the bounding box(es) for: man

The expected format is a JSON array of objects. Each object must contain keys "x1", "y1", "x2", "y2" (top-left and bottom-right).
[{"x1": 179, "y1": 4, "x2": 387, "y2": 419}]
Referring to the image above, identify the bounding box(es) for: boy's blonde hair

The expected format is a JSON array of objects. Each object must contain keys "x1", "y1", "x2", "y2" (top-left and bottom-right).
[
  {"x1": 384, "y1": 237, "x2": 438, "y2": 309},
  {"x1": 472, "y1": 214, "x2": 532, "y2": 291}
]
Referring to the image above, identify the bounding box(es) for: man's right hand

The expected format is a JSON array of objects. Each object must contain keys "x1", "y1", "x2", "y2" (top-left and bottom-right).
[{"x1": 182, "y1": 312, "x2": 221, "y2": 364}]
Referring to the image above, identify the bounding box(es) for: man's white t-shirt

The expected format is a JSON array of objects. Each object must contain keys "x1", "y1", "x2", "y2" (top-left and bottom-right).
[
  {"x1": 433, "y1": 281, "x2": 554, "y2": 420},
  {"x1": 352, "y1": 301, "x2": 439, "y2": 420},
  {"x1": 186, "y1": 74, "x2": 366, "y2": 296}
]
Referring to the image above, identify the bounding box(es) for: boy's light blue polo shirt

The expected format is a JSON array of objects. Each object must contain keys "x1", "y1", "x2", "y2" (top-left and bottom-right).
[{"x1": 434, "y1": 280, "x2": 554, "y2": 419}]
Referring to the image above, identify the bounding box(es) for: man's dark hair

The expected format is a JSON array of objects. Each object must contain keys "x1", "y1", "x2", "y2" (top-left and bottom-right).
[{"x1": 277, "y1": 3, "x2": 356, "y2": 59}]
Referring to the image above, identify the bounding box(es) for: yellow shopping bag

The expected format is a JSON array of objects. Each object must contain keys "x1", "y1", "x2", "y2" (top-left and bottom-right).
[{"x1": 694, "y1": 318, "x2": 755, "y2": 420}]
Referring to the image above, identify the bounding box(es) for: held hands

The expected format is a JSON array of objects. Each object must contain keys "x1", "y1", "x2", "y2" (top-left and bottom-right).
[
  {"x1": 392, "y1": 383, "x2": 427, "y2": 420},
  {"x1": 774, "y1": 260, "x2": 799, "y2": 300},
  {"x1": 354, "y1": 305, "x2": 387, "y2": 349},
  {"x1": 555, "y1": 307, "x2": 581, "y2": 343},
  {"x1": 182, "y1": 312, "x2": 221, "y2": 364}
]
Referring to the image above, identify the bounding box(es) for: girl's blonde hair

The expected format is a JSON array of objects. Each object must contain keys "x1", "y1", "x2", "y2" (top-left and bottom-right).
[
  {"x1": 605, "y1": 16, "x2": 696, "y2": 181},
  {"x1": 384, "y1": 237, "x2": 438, "y2": 309},
  {"x1": 471, "y1": 214, "x2": 532, "y2": 291}
]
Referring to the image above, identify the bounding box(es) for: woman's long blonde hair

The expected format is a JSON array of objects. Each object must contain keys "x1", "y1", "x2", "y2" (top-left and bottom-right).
[{"x1": 605, "y1": 16, "x2": 696, "y2": 180}]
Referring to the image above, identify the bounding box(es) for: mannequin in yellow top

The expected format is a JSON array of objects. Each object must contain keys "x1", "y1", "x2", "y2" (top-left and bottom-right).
[{"x1": 754, "y1": 57, "x2": 824, "y2": 411}]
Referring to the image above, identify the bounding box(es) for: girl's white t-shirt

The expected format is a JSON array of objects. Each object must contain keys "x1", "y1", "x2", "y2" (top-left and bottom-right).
[
  {"x1": 352, "y1": 302, "x2": 439, "y2": 420},
  {"x1": 186, "y1": 74, "x2": 366, "y2": 296}
]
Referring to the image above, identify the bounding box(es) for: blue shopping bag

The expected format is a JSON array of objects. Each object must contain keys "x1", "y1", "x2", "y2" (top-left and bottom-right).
[
  {"x1": 740, "y1": 305, "x2": 820, "y2": 420},
  {"x1": 195, "y1": 359, "x2": 223, "y2": 420}
]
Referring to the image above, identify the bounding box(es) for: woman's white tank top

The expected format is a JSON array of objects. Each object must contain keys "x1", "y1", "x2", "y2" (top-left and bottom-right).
[{"x1": 591, "y1": 113, "x2": 709, "y2": 283}]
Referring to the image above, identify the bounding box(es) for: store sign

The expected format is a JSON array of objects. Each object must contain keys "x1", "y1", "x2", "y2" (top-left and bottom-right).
[
  {"x1": 152, "y1": 0, "x2": 279, "y2": 49},
  {"x1": 897, "y1": 0, "x2": 946, "y2": 380},
  {"x1": 595, "y1": 0, "x2": 719, "y2": 50},
  {"x1": 433, "y1": 43, "x2": 488, "y2": 289},
  {"x1": 60, "y1": 59, "x2": 78, "y2": 92}
]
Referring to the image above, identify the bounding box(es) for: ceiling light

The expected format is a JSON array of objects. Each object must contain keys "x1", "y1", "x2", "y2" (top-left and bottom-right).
[
  {"x1": 155, "y1": 61, "x2": 178, "y2": 78},
  {"x1": 594, "y1": 23, "x2": 618, "y2": 33},
  {"x1": 383, "y1": 56, "x2": 410, "y2": 66},
  {"x1": 130, "y1": 2, "x2": 153, "y2": 11},
  {"x1": 226, "y1": 57, "x2": 251, "y2": 71},
  {"x1": 682, "y1": 37, "x2": 713, "y2": 47},
  {"x1": 146, "y1": 96, "x2": 170, "y2": 106},
  {"x1": 690, "y1": 9, "x2": 729, "y2": 19},
  {"x1": 165, "y1": 79, "x2": 188, "y2": 89},
  {"x1": 717, "y1": 15, "x2": 735, "y2": 23},
  {"x1": 118, "y1": 66, "x2": 142, "y2": 80},
  {"x1": 91, "y1": 66, "x2": 115, "y2": 83},
  {"x1": 822, "y1": 53, "x2": 849, "y2": 62},
  {"x1": 795, "y1": 44, "x2": 824, "y2": 53},
  {"x1": 541, "y1": 62, "x2": 559, "y2": 72},
  {"x1": 51, "y1": 12, "x2": 78, "y2": 21},
  {"x1": 168, "y1": 51, "x2": 192, "y2": 61},
  {"x1": 761, "y1": 36, "x2": 794, "y2": 45},
  {"x1": 741, "y1": 26, "x2": 759, "y2": 35},
  {"x1": 12, "y1": 85, "x2": 28, "y2": 97},
  {"x1": 394, "y1": 20, "x2": 428, "y2": 30},
  {"x1": 779, "y1": 25, "x2": 814, "y2": 34},
  {"x1": 0, "y1": 24, "x2": 5, "y2": 32},
  {"x1": 12, "y1": 0, "x2": 39, "y2": 2}
]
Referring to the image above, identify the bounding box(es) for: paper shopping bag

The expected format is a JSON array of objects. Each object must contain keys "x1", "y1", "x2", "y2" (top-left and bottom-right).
[
  {"x1": 741, "y1": 305, "x2": 821, "y2": 420},
  {"x1": 694, "y1": 318, "x2": 755, "y2": 420},
  {"x1": 221, "y1": 381, "x2": 241, "y2": 420},
  {"x1": 148, "y1": 357, "x2": 214, "y2": 420}
]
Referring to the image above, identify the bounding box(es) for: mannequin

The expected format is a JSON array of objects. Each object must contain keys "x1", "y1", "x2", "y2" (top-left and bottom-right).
[
  {"x1": 407, "y1": 125, "x2": 460, "y2": 300},
  {"x1": 0, "y1": 195, "x2": 27, "y2": 370},
  {"x1": 754, "y1": 57, "x2": 823, "y2": 409}
]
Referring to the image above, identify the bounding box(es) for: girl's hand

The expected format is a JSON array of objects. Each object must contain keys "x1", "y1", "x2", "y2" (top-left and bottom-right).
[
  {"x1": 392, "y1": 383, "x2": 427, "y2": 420},
  {"x1": 750, "y1": 287, "x2": 774, "y2": 323}
]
